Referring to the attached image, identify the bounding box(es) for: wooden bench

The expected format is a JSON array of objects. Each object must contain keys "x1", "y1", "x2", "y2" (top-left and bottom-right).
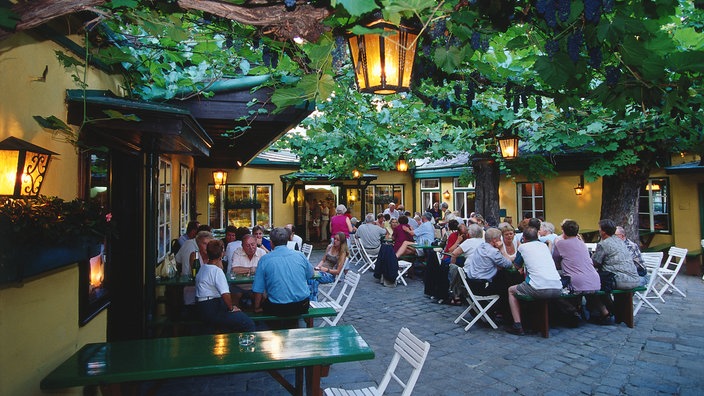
[
  {"x1": 516, "y1": 287, "x2": 645, "y2": 338},
  {"x1": 685, "y1": 248, "x2": 702, "y2": 276},
  {"x1": 643, "y1": 243, "x2": 674, "y2": 253},
  {"x1": 149, "y1": 306, "x2": 338, "y2": 337}
]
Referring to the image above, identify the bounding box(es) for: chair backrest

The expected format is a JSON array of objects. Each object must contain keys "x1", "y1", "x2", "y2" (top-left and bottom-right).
[
  {"x1": 323, "y1": 270, "x2": 360, "y2": 326},
  {"x1": 301, "y1": 243, "x2": 313, "y2": 260},
  {"x1": 318, "y1": 258, "x2": 350, "y2": 303},
  {"x1": 663, "y1": 246, "x2": 688, "y2": 273},
  {"x1": 641, "y1": 252, "x2": 664, "y2": 271},
  {"x1": 585, "y1": 243, "x2": 597, "y2": 254},
  {"x1": 358, "y1": 241, "x2": 378, "y2": 273},
  {"x1": 376, "y1": 327, "x2": 431, "y2": 396}
]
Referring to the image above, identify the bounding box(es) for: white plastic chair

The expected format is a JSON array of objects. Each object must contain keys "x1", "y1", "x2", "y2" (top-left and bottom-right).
[
  {"x1": 358, "y1": 242, "x2": 378, "y2": 274},
  {"x1": 324, "y1": 327, "x2": 430, "y2": 396},
  {"x1": 301, "y1": 243, "x2": 313, "y2": 261},
  {"x1": 654, "y1": 246, "x2": 688, "y2": 299},
  {"x1": 318, "y1": 258, "x2": 349, "y2": 303},
  {"x1": 634, "y1": 252, "x2": 663, "y2": 316},
  {"x1": 347, "y1": 236, "x2": 363, "y2": 268},
  {"x1": 453, "y1": 269, "x2": 500, "y2": 331},
  {"x1": 396, "y1": 260, "x2": 413, "y2": 286},
  {"x1": 585, "y1": 243, "x2": 597, "y2": 255},
  {"x1": 310, "y1": 271, "x2": 360, "y2": 327}
]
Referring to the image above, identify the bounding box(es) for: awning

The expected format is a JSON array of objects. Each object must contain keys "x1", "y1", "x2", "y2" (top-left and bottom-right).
[
  {"x1": 66, "y1": 90, "x2": 212, "y2": 155},
  {"x1": 279, "y1": 172, "x2": 377, "y2": 203},
  {"x1": 665, "y1": 161, "x2": 704, "y2": 174}
]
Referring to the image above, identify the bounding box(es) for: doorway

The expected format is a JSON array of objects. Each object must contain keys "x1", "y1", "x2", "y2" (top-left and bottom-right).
[{"x1": 303, "y1": 186, "x2": 336, "y2": 243}]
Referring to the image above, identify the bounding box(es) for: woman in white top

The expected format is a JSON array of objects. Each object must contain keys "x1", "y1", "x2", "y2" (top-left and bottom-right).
[
  {"x1": 195, "y1": 239, "x2": 255, "y2": 332},
  {"x1": 498, "y1": 222, "x2": 518, "y2": 261}
]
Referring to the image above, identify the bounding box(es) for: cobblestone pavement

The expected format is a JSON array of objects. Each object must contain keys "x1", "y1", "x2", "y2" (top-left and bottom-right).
[{"x1": 149, "y1": 249, "x2": 704, "y2": 395}]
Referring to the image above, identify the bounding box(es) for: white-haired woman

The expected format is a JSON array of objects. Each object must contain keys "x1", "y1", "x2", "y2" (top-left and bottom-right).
[{"x1": 329, "y1": 204, "x2": 356, "y2": 239}]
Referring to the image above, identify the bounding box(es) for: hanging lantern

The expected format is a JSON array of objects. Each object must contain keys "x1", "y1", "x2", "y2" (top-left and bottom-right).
[
  {"x1": 212, "y1": 169, "x2": 227, "y2": 190},
  {"x1": 0, "y1": 136, "x2": 56, "y2": 198},
  {"x1": 396, "y1": 156, "x2": 408, "y2": 172},
  {"x1": 574, "y1": 175, "x2": 585, "y2": 196},
  {"x1": 497, "y1": 135, "x2": 519, "y2": 159},
  {"x1": 347, "y1": 19, "x2": 420, "y2": 94},
  {"x1": 352, "y1": 169, "x2": 361, "y2": 179}
]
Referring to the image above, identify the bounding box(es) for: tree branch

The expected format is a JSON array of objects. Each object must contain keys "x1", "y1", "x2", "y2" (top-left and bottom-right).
[{"x1": 0, "y1": 0, "x2": 107, "y2": 40}]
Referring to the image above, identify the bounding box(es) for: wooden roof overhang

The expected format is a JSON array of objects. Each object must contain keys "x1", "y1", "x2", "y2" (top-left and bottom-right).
[{"x1": 279, "y1": 172, "x2": 377, "y2": 203}]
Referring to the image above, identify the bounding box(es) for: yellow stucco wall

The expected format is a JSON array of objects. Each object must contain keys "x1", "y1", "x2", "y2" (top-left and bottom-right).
[{"x1": 1, "y1": 31, "x2": 122, "y2": 395}]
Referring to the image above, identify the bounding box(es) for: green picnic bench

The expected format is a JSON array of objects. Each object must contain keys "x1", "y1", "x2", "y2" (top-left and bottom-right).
[
  {"x1": 516, "y1": 287, "x2": 646, "y2": 338},
  {"x1": 642, "y1": 243, "x2": 674, "y2": 253},
  {"x1": 150, "y1": 306, "x2": 338, "y2": 337}
]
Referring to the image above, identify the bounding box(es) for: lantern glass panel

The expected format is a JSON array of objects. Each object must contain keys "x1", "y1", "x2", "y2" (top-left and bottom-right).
[{"x1": 0, "y1": 150, "x2": 19, "y2": 195}]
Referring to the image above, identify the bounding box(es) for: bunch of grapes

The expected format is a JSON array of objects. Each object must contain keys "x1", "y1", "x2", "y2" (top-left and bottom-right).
[
  {"x1": 454, "y1": 84, "x2": 463, "y2": 100},
  {"x1": 470, "y1": 32, "x2": 481, "y2": 51},
  {"x1": 605, "y1": 66, "x2": 620, "y2": 87},
  {"x1": 430, "y1": 19, "x2": 447, "y2": 40},
  {"x1": 536, "y1": 96, "x2": 543, "y2": 112},
  {"x1": 536, "y1": 0, "x2": 557, "y2": 27},
  {"x1": 567, "y1": 30, "x2": 583, "y2": 63},
  {"x1": 480, "y1": 37, "x2": 490, "y2": 52},
  {"x1": 505, "y1": 84, "x2": 512, "y2": 108},
  {"x1": 557, "y1": 0, "x2": 571, "y2": 22},
  {"x1": 584, "y1": 0, "x2": 602, "y2": 24},
  {"x1": 262, "y1": 46, "x2": 279, "y2": 68},
  {"x1": 466, "y1": 83, "x2": 476, "y2": 108},
  {"x1": 545, "y1": 40, "x2": 560, "y2": 59},
  {"x1": 588, "y1": 46, "x2": 602, "y2": 69},
  {"x1": 513, "y1": 95, "x2": 521, "y2": 113},
  {"x1": 331, "y1": 36, "x2": 348, "y2": 71},
  {"x1": 284, "y1": 0, "x2": 296, "y2": 11}
]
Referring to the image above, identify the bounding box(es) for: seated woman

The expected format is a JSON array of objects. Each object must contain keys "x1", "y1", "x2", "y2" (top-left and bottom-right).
[
  {"x1": 393, "y1": 215, "x2": 417, "y2": 258},
  {"x1": 309, "y1": 232, "x2": 348, "y2": 301},
  {"x1": 498, "y1": 222, "x2": 518, "y2": 261},
  {"x1": 195, "y1": 239, "x2": 256, "y2": 333},
  {"x1": 252, "y1": 225, "x2": 271, "y2": 252},
  {"x1": 441, "y1": 220, "x2": 464, "y2": 264}
]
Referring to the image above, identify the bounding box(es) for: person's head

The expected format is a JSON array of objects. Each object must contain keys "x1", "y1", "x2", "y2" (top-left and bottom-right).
[
  {"x1": 615, "y1": 226, "x2": 627, "y2": 240},
  {"x1": 433, "y1": 202, "x2": 439, "y2": 209},
  {"x1": 517, "y1": 218, "x2": 530, "y2": 232},
  {"x1": 390, "y1": 218, "x2": 400, "y2": 228},
  {"x1": 498, "y1": 222, "x2": 515, "y2": 240},
  {"x1": 377, "y1": 213, "x2": 385, "y2": 223},
  {"x1": 528, "y1": 218, "x2": 541, "y2": 230},
  {"x1": 457, "y1": 223, "x2": 468, "y2": 236},
  {"x1": 197, "y1": 224, "x2": 213, "y2": 233},
  {"x1": 599, "y1": 219, "x2": 617, "y2": 237},
  {"x1": 206, "y1": 239, "x2": 224, "y2": 261},
  {"x1": 384, "y1": 213, "x2": 391, "y2": 221},
  {"x1": 336, "y1": 204, "x2": 346, "y2": 214},
  {"x1": 422, "y1": 212, "x2": 433, "y2": 222},
  {"x1": 241, "y1": 234, "x2": 258, "y2": 258},
  {"x1": 252, "y1": 225, "x2": 266, "y2": 240},
  {"x1": 448, "y1": 219, "x2": 459, "y2": 231},
  {"x1": 285, "y1": 224, "x2": 297, "y2": 236},
  {"x1": 504, "y1": 216, "x2": 513, "y2": 225},
  {"x1": 474, "y1": 214, "x2": 485, "y2": 226},
  {"x1": 441, "y1": 202, "x2": 449, "y2": 210},
  {"x1": 365, "y1": 213, "x2": 375, "y2": 223},
  {"x1": 484, "y1": 227, "x2": 502, "y2": 246},
  {"x1": 397, "y1": 204, "x2": 405, "y2": 212},
  {"x1": 522, "y1": 226, "x2": 539, "y2": 242},
  {"x1": 398, "y1": 215, "x2": 409, "y2": 225},
  {"x1": 485, "y1": 216, "x2": 498, "y2": 228},
  {"x1": 235, "y1": 226, "x2": 250, "y2": 241},
  {"x1": 388, "y1": 202, "x2": 396, "y2": 211},
  {"x1": 539, "y1": 222, "x2": 555, "y2": 236},
  {"x1": 269, "y1": 227, "x2": 291, "y2": 247},
  {"x1": 186, "y1": 221, "x2": 200, "y2": 238},
  {"x1": 225, "y1": 225, "x2": 237, "y2": 242},
  {"x1": 196, "y1": 231, "x2": 213, "y2": 253},
  {"x1": 561, "y1": 220, "x2": 580, "y2": 237},
  {"x1": 468, "y1": 223, "x2": 483, "y2": 239}
]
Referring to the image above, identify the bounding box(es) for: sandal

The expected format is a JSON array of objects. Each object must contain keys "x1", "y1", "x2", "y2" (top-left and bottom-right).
[{"x1": 449, "y1": 298, "x2": 463, "y2": 306}]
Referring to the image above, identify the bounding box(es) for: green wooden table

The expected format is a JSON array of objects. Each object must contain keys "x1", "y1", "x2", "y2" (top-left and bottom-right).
[
  {"x1": 41, "y1": 325, "x2": 374, "y2": 396},
  {"x1": 156, "y1": 274, "x2": 255, "y2": 286}
]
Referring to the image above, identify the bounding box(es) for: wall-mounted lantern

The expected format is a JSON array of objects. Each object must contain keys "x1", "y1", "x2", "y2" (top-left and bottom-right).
[
  {"x1": 396, "y1": 156, "x2": 408, "y2": 172},
  {"x1": 443, "y1": 190, "x2": 451, "y2": 199},
  {"x1": 497, "y1": 135, "x2": 519, "y2": 160},
  {"x1": 347, "y1": 18, "x2": 420, "y2": 94},
  {"x1": 0, "y1": 136, "x2": 56, "y2": 198},
  {"x1": 352, "y1": 169, "x2": 361, "y2": 179},
  {"x1": 212, "y1": 169, "x2": 227, "y2": 190},
  {"x1": 574, "y1": 175, "x2": 585, "y2": 196}
]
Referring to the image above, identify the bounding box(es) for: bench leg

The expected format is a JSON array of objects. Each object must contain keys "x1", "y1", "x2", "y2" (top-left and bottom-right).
[
  {"x1": 521, "y1": 299, "x2": 549, "y2": 338},
  {"x1": 612, "y1": 292, "x2": 634, "y2": 328}
]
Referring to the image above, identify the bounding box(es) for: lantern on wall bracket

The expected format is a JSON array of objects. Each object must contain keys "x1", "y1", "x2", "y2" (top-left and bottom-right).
[
  {"x1": 0, "y1": 136, "x2": 57, "y2": 198},
  {"x1": 497, "y1": 134, "x2": 519, "y2": 160},
  {"x1": 347, "y1": 17, "x2": 420, "y2": 95},
  {"x1": 352, "y1": 169, "x2": 361, "y2": 179},
  {"x1": 443, "y1": 190, "x2": 451, "y2": 199},
  {"x1": 396, "y1": 156, "x2": 408, "y2": 172},
  {"x1": 212, "y1": 169, "x2": 227, "y2": 190},
  {"x1": 574, "y1": 175, "x2": 585, "y2": 196}
]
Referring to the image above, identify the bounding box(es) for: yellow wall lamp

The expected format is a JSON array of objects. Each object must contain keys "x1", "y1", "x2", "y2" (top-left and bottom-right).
[
  {"x1": 212, "y1": 169, "x2": 227, "y2": 190},
  {"x1": 0, "y1": 136, "x2": 56, "y2": 198},
  {"x1": 574, "y1": 175, "x2": 585, "y2": 196}
]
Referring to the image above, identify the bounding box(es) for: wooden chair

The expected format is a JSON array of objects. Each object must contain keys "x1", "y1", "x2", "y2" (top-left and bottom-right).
[
  {"x1": 310, "y1": 271, "x2": 360, "y2": 327},
  {"x1": 301, "y1": 243, "x2": 313, "y2": 261},
  {"x1": 453, "y1": 269, "x2": 500, "y2": 331},
  {"x1": 324, "y1": 327, "x2": 430, "y2": 396},
  {"x1": 653, "y1": 246, "x2": 688, "y2": 299},
  {"x1": 317, "y1": 258, "x2": 349, "y2": 303},
  {"x1": 634, "y1": 252, "x2": 663, "y2": 316}
]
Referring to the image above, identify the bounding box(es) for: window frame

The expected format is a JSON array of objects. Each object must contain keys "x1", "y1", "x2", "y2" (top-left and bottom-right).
[
  {"x1": 157, "y1": 158, "x2": 172, "y2": 261},
  {"x1": 516, "y1": 181, "x2": 544, "y2": 220},
  {"x1": 638, "y1": 177, "x2": 671, "y2": 234},
  {"x1": 420, "y1": 178, "x2": 440, "y2": 213},
  {"x1": 209, "y1": 183, "x2": 273, "y2": 229},
  {"x1": 179, "y1": 165, "x2": 190, "y2": 237},
  {"x1": 364, "y1": 184, "x2": 404, "y2": 216},
  {"x1": 452, "y1": 177, "x2": 475, "y2": 218}
]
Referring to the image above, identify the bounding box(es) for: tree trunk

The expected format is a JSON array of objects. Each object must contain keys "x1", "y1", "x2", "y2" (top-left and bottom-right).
[
  {"x1": 600, "y1": 165, "x2": 650, "y2": 240},
  {"x1": 473, "y1": 157, "x2": 500, "y2": 224}
]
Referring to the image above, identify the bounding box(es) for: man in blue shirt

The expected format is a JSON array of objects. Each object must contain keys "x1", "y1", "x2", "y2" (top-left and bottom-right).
[
  {"x1": 253, "y1": 227, "x2": 314, "y2": 328},
  {"x1": 414, "y1": 212, "x2": 436, "y2": 245}
]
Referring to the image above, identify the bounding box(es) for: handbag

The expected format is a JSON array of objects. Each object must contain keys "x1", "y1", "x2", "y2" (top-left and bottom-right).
[{"x1": 598, "y1": 270, "x2": 617, "y2": 293}]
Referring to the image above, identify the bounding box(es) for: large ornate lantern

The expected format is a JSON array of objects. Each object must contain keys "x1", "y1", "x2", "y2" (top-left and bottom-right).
[
  {"x1": 497, "y1": 135, "x2": 519, "y2": 160},
  {"x1": 0, "y1": 136, "x2": 56, "y2": 198},
  {"x1": 212, "y1": 169, "x2": 227, "y2": 190},
  {"x1": 347, "y1": 19, "x2": 420, "y2": 94}
]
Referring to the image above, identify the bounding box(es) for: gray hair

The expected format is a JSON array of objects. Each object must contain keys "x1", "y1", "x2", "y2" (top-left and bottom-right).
[
  {"x1": 422, "y1": 212, "x2": 433, "y2": 221},
  {"x1": 195, "y1": 230, "x2": 213, "y2": 243},
  {"x1": 365, "y1": 213, "x2": 376, "y2": 223},
  {"x1": 540, "y1": 222, "x2": 555, "y2": 234},
  {"x1": 484, "y1": 228, "x2": 502, "y2": 242},
  {"x1": 467, "y1": 224, "x2": 483, "y2": 238},
  {"x1": 336, "y1": 204, "x2": 347, "y2": 214},
  {"x1": 269, "y1": 227, "x2": 291, "y2": 247},
  {"x1": 441, "y1": 202, "x2": 448, "y2": 209}
]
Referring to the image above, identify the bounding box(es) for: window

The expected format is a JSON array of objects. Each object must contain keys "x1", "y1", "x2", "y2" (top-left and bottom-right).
[
  {"x1": 639, "y1": 178, "x2": 670, "y2": 233},
  {"x1": 157, "y1": 158, "x2": 172, "y2": 261},
  {"x1": 179, "y1": 165, "x2": 190, "y2": 236},
  {"x1": 517, "y1": 182, "x2": 544, "y2": 220},
  {"x1": 208, "y1": 184, "x2": 272, "y2": 229},
  {"x1": 420, "y1": 178, "x2": 440, "y2": 212},
  {"x1": 453, "y1": 178, "x2": 475, "y2": 218},
  {"x1": 364, "y1": 184, "x2": 404, "y2": 216}
]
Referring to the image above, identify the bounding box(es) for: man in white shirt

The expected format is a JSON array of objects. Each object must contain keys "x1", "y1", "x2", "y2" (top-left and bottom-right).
[
  {"x1": 285, "y1": 224, "x2": 303, "y2": 250},
  {"x1": 382, "y1": 202, "x2": 401, "y2": 219},
  {"x1": 228, "y1": 234, "x2": 267, "y2": 308}
]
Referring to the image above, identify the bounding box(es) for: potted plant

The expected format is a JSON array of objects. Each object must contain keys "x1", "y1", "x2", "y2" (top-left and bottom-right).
[
  {"x1": 231, "y1": 198, "x2": 262, "y2": 209},
  {"x1": 0, "y1": 196, "x2": 114, "y2": 284}
]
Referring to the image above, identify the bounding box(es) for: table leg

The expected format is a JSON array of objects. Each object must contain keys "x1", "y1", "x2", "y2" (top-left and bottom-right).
[
  {"x1": 305, "y1": 365, "x2": 323, "y2": 396},
  {"x1": 612, "y1": 292, "x2": 634, "y2": 328}
]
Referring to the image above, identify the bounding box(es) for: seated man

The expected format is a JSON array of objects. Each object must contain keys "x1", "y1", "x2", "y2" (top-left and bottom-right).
[
  {"x1": 461, "y1": 227, "x2": 516, "y2": 317},
  {"x1": 615, "y1": 226, "x2": 648, "y2": 285},
  {"x1": 356, "y1": 213, "x2": 388, "y2": 257},
  {"x1": 228, "y1": 234, "x2": 266, "y2": 309},
  {"x1": 253, "y1": 227, "x2": 314, "y2": 329},
  {"x1": 285, "y1": 223, "x2": 303, "y2": 250},
  {"x1": 507, "y1": 227, "x2": 563, "y2": 335},
  {"x1": 447, "y1": 223, "x2": 484, "y2": 305},
  {"x1": 414, "y1": 212, "x2": 436, "y2": 245}
]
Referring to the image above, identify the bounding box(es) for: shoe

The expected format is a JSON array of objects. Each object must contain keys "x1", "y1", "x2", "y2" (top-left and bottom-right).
[
  {"x1": 597, "y1": 314, "x2": 615, "y2": 326},
  {"x1": 448, "y1": 298, "x2": 463, "y2": 306},
  {"x1": 506, "y1": 325, "x2": 525, "y2": 336}
]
